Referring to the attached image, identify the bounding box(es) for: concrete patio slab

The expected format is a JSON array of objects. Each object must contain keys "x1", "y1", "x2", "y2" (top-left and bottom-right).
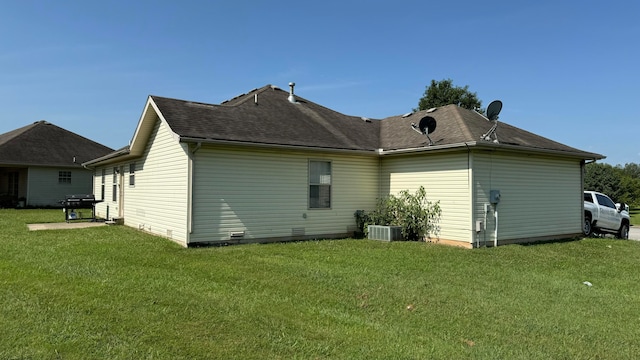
[{"x1": 27, "y1": 222, "x2": 107, "y2": 231}]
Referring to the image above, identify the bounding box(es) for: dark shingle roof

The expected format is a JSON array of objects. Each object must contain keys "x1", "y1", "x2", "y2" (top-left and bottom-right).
[
  {"x1": 151, "y1": 85, "x2": 380, "y2": 151},
  {"x1": 0, "y1": 121, "x2": 114, "y2": 167},
  {"x1": 380, "y1": 105, "x2": 593, "y2": 155},
  {"x1": 84, "y1": 84, "x2": 600, "y2": 163}
]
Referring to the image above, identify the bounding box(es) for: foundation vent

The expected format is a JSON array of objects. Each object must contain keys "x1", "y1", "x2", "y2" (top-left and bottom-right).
[{"x1": 229, "y1": 231, "x2": 245, "y2": 240}]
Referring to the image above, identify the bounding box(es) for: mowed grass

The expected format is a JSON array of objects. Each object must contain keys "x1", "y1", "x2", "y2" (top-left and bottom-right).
[{"x1": 2, "y1": 210, "x2": 640, "y2": 359}]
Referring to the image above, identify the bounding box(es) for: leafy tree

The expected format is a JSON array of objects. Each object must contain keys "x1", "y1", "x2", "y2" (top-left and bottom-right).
[
  {"x1": 584, "y1": 163, "x2": 622, "y2": 198},
  {"x1": 620, "y1": 163, "x2": 640, "y2": 179},
  {"x1": 584, "y1": 162, "x2": 640, "y2": 207},
  {"x1": 415, "y1": 79, "x2": 483, "y2": 113}
]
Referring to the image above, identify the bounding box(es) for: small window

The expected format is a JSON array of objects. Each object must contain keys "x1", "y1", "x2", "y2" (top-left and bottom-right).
[
  {"x1": 8, "y1": 172, "x2": 19, "y2": 196},
  {"x1": 584, "y1": 193, "x2": 593, "y2": 203},
  {"x1": 112, "y1": 167, "x2": 118, "y2": 202},
  {"x1": 59, "y1": 171, "x2": 72, "y2": 184},
  {"x1": 309, "y1": 160, "x2": 331, "y2": 209},
  {"x1": 101, "y1": 169, "x2": 106, "y2": 200},
  {"x1": 129, "y1": 163, "x2": 136, "y2": 186}
]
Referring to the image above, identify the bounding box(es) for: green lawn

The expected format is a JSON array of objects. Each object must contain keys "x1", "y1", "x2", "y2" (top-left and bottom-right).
[{"x1": 2, "y1": 209, "x2": 640, "y2": 359}]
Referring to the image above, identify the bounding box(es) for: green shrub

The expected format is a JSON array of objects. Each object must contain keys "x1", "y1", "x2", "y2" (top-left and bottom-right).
[{"x1": 357, "y1": 186, "x2": 441, "y2": 241}]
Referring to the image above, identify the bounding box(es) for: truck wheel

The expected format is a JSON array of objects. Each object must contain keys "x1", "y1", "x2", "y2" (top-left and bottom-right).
[
  {"x1": 583, "y1": 216, "x2": 593, "y2": 237},
  {"x1": 617, "y1": 223, "x2": 629, "y2": 240}
]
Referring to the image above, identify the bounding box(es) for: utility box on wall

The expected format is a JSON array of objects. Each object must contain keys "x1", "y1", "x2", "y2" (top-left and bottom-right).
[{"x1": 490, "y1": 190, "x2": 501, "y2": 204}]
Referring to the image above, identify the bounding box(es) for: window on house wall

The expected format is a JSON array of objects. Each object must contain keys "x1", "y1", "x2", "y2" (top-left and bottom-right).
[
  {"x1": 309, "y1": 160, "x2": 331, "y2": 209},
  {"x1": 101, "y1": 169, "x2": 106, "y2": 200},
  {"x1": 8, "y1": 172, "x2": 19, "y2": 196},
  {"x1": 112, "y1": 167, "x2": 118, "y2": 202},
  {"x1": 59, "y1": 171, "x2": 71, "y2": 184},
  {"x1": 129, "y1": 163, "x2": 135, "y2": 186}
]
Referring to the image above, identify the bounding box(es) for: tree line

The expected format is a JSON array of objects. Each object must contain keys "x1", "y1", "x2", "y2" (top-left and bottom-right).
[{"x1": 585, "y1": 162, "x2": 640, "y2": 207}]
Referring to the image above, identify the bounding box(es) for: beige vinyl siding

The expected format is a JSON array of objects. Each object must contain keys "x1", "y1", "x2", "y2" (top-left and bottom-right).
[
  {"x1": 27, "y1": 167, "x2": 93, "y2": 207},
  {"x1": 122, "y1": 116, "x2": 189, "y2": 245},
  {"x1": 380, "y1": 151, "x2": 472, "y2": 243},
  {"x1": 189, "y1": 146, "x2": 378, "y2": 244},
  {"x1": 473, "y1": 152, "x2": 582, "y2": 244},
  {"x1": 92, "y1": 165, "x2": 121, "y2": 220}
]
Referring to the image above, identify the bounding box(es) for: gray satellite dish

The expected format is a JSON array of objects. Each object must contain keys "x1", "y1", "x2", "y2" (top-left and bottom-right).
[
  {"x1": 411, "y1": 116, "x2": 437, "y2": 145},
  {"x1": 486, "y1": 100, "x2": 502, "y2": 121},
  {"x1": 482, "y1": 100, "x2": 502, "y2": 143}
]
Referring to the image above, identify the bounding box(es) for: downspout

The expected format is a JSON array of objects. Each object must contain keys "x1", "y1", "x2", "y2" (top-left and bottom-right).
[
  {"x1": 464, "y1": 142, "x2": 476, "y2": 248},
  {"x1": 188, "y1": 142, "x2": 202, "y2": 238},
  {"x1": 494, "y1": 205, "x2": 498, "y2": 247}
]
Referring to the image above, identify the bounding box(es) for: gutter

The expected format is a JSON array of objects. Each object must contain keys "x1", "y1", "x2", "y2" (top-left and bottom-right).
[
  {"x1": 82, "y1": 147, "x2": 132, "y2": 168},
  {"x1": 379, "y1": 140, "x2": 604, "y2": 161}
]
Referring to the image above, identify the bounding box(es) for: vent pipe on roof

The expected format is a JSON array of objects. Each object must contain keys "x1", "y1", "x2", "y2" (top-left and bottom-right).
[{"x1": 288, "y1": 82, "x2": 297, "y2": 103}]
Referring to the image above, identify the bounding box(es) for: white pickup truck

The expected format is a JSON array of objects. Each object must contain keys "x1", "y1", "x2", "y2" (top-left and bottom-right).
[{"x1": 583, "y1": 191, "x2": 630, "y2": 239}]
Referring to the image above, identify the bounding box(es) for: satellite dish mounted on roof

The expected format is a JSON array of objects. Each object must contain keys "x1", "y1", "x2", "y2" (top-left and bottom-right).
[
  {"x1": 481, "y1": 100, "x2": 502, "y2": 143},
  {"x1": 486, "y1": 100, "x2": 502, "y2": 121},
  {"x1": 411, "y1": 116, "x2": 437, "y2": 146}
]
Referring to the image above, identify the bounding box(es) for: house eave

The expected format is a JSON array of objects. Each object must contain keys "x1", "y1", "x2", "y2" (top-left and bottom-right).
[
  {"x1": 380, "y1": 141, "x2": 605, "y2": 160},
  {"x1": 81, "y1": 148, "x2": 133, "y2": 168}
]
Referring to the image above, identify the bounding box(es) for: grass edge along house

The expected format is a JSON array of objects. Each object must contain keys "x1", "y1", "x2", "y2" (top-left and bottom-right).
[{"x1": 83, "y1": 83, "x2": 603, "y2": 248}]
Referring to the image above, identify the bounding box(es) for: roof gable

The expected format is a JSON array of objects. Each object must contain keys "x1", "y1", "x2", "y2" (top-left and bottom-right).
[{"x1": 0, "y1": 121, "x2": 114, "y2": 167}]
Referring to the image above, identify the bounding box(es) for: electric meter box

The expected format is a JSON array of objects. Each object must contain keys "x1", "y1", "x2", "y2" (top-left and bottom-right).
[{"x1": 490, "y1": 190, "x2": 501, "y2": 204}]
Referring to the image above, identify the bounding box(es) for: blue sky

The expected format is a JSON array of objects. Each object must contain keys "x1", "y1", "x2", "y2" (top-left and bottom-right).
[{"x1": 1, "y1": 1, "x2": 638, "y2": 165}]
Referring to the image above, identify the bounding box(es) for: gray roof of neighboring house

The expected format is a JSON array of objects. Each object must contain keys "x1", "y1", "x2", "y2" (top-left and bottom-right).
[
  {"x1": 0, "y1": 121, "x2": 114, "y2": 167},
  {"x1": 147, "y1": 84, "x2": 601, "y2": 159}
]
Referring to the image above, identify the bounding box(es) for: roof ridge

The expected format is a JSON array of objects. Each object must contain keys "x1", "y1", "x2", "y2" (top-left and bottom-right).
[
  {"x1": 447, "y1": 105, "x2": 476, "y2": 141},
  {"x1": 0, "y1": 121, "x2": 43, "y2": 147},
  {"x1": 220, "y1": 85, "x2": 277, "y2": 106}
]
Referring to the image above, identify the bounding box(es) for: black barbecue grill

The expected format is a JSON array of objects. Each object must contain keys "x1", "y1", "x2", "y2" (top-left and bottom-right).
[{"x1": 60, "y1": 194, "x2": 103, "y2": 222}]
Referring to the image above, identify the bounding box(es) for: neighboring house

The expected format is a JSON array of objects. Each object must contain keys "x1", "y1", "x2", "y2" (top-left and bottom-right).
[
  {"x1": 0, "y1": 121, "x2": 114, "y2": 207},
  {"x1": 83, "y1": 84, "x2": 603, "y2": 248}
]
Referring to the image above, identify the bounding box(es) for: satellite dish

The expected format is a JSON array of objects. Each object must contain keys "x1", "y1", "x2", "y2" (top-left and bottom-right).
[
  {"x1": 410, "y1": 116, "x2": 437, "y2": 146},
  {"x1": 486, "y1": 100, "x2": 502, "y2": 121},
  {"x1": 418, "y1": 116, "x2": 437, "y2": 134}
]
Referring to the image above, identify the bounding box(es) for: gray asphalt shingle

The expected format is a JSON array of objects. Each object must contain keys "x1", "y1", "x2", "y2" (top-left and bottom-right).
[{"x1": 0, "y1": 121, "x2": 114, "y2": 167}]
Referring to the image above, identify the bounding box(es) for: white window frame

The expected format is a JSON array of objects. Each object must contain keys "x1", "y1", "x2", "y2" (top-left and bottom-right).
[
  {"x1": 129, "y1": 163, "x2": 136, "y2": 187},
  {"x1": 101, "y1": 168, "x2": 106, "y2": 200},
  {"x1": 112, "y1": 167, "x2": 118, "y2": 202},
  {"x1": 308, "y1": 160, "x2": 332, "y2": 209}
]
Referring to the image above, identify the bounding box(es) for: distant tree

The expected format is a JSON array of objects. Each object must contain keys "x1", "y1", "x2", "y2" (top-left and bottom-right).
[
  {"x1": 585, "y1": 163, "x2": 622, "y2": 199},
  {"x1": 415, "y1": 79, "x2": 483, "y2": 113},
  {"x1": 620, "y1": 163, "x2": 640, "y2": 179},
  {"x1": 585, "y1": 162, "x2": 640, "y2": 207}
]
